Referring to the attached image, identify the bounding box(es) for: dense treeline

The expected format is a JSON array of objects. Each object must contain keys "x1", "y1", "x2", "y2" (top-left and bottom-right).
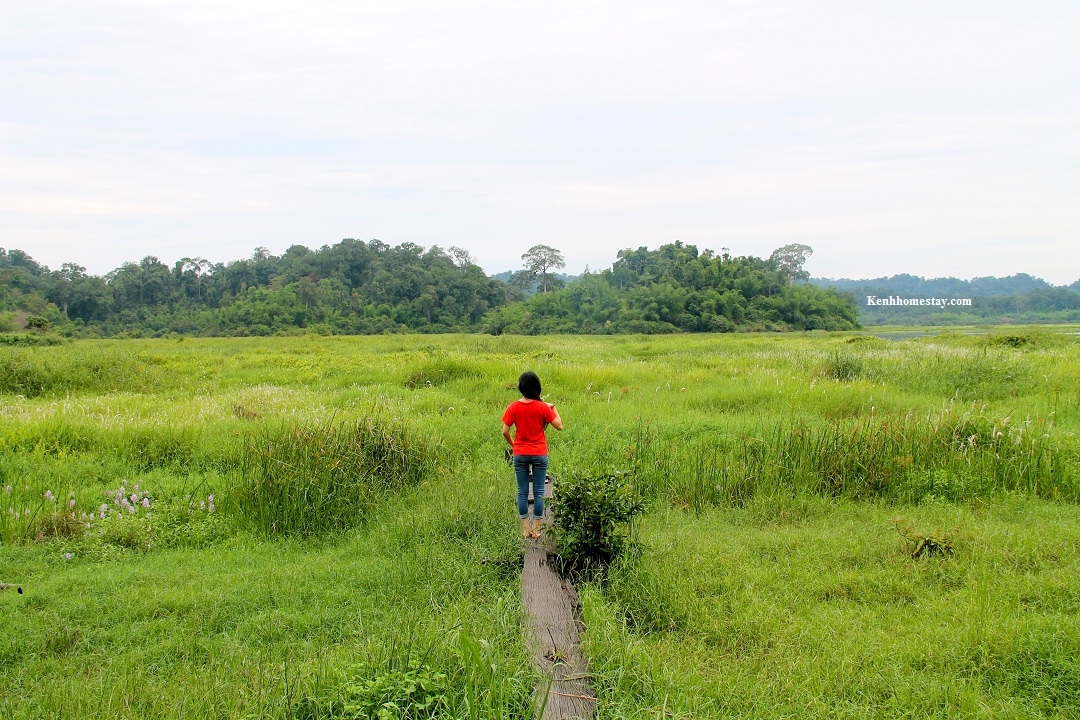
[
  {"x1": 810, "y1": 273, "x2": 1080, "y2": 325},
  {"x1": 485, "y1": 243, "x2": 858, "y2": 333},
  {"x1": 0, "y1": 240, "x2": 858, "y2": 337},
  {"x1": 0, "y1": 241, "x2": 509, "y2": 336}
]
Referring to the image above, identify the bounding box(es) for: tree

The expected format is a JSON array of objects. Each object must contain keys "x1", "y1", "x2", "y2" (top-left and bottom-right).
[
  {"x1": 768, "y1": 243, "x2": 813, "y2": 283},
  {"x1": 521, "y1": 245, "x2": 566, "y2": 293},
  {"x1": 448, "y1": 246, "x2": 474, "y2": 268}
]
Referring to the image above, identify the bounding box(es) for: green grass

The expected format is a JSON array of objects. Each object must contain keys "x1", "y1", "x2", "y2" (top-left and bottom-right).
[
  {"x1": 1, "y1": 329, "x2": 1079, "y2": 718},
  {"x1": 585, "y1": 498, "x2": 1080, "y2": 719}
]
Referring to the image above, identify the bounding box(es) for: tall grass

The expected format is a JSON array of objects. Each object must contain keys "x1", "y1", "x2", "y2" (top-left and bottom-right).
[
  {"x1": 231, "y1": 415, "x2": 436, "y2": 536},
  {"x1": 0, "y1": 345, "x2": 166, "y2": 397},
  {"x1": 634, "y1": 405, "x2": 1076, "y2": 508}
]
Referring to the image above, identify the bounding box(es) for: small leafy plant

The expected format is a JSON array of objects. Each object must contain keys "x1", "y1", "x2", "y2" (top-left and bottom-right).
[
  {"x1": 550, "y1": 468, "x2": 644, "y2": 574},
  {"x1": 339, "y1": 660, "x2": 449, "y2": 720}
]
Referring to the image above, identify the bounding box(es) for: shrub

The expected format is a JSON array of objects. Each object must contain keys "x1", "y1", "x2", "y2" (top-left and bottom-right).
[
  {"x1": 550, "y1": 469, "x2": 643, "y2": 575},
  {"x1": 25, "y1": 315, "x2": 50, "y2": 332},
  {"x1": 0, "y1": 333, "x2": 64, "y2": 347}
]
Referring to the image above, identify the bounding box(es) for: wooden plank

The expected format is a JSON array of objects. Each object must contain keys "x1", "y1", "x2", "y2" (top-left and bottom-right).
[{"x1": 522, "y1": 478, "x2": 596, "y2": 720}]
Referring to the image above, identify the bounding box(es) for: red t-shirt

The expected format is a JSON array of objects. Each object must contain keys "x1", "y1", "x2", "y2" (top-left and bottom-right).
[{"x1": 502, "y1": 399, "x2": 556, "y2": 455}]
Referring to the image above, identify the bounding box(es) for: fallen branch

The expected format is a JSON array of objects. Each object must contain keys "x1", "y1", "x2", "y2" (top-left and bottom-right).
[{"x1": 548, "y1": 690, "x2": 597, "y2": 701}]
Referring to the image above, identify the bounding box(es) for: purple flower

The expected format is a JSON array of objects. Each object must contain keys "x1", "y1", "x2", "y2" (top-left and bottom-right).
[
  {"x1": 63, "y1": 553, "x2": 72, "y2": 561},
  {"x1": 200, "y1": 501, "x2": 206, "y2": 511},
  {"x1": 45, "y1": 490, "x2": 55, "y2": 501},
  {"x1": 127, "y1": 504, "x2": 136, "y2": 514},
  {"x1": 207, "y1": 494, "x2": 215, "y2": 513},
  {"x1": 69, "y1": 499, "x2": 76, "y2": 509},
  {"x1": 99, "y1": 504, "x2": 108, "y2": 519},
  {"x1": 141, "y1": 497, "x2": 150, "y2": 509},
  {"x1": 130, "y1": 494, "x2": 137, "y2": 504}
]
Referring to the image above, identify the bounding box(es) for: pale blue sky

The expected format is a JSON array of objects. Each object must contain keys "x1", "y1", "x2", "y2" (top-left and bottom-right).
[{"x1": 2, "y1": 1, "x2": 1078, "y2": 283}]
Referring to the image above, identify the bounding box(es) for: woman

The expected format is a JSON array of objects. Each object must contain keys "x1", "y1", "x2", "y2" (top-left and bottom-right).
[{"x1": 502, "y1": 371, "x2": 563, "y2": 539}]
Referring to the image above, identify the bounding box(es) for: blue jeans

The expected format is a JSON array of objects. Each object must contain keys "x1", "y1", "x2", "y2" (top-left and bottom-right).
[{"x1": 514, "y1": 454, "x2": 548, "y2": 519}]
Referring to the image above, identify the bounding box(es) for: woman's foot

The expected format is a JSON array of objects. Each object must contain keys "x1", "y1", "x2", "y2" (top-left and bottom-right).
[
  {"x1": 520, "y1": 518, "x2": 531, "y2": 538},
  {"x1": 528, "y1": 520, "x2": 542, "y2": 539}
]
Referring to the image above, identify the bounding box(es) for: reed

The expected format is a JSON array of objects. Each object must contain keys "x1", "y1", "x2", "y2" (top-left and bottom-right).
[
  {"x1": 230, "y1": 415, "x2": 435, "y2": 536},
  {"x1": 635, "y1": 405, "x2": 1076, "y2": 510}
]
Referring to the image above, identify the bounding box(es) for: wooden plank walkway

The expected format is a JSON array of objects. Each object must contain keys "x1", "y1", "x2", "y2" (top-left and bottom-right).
[{"x1": 522, "y1": 478, "x2": 596, "y2": 720}]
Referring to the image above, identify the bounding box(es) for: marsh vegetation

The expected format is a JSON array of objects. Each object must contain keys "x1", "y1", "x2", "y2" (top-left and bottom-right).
[{"x1": 1, "y1": 328, "x2": 1078, "y2": 718}]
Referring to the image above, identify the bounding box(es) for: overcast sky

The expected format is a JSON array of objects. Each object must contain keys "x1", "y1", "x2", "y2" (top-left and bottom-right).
[{"x1": 2, "y1": 1, "x2": 1078, "y2": 283}]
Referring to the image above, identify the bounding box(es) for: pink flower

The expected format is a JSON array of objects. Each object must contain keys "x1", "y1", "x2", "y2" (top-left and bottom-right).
[
  {"x1": 100, "y1": 504, "x2": 108, "y2": 519},
  {"x1": 69, "y1": 499, "x2": 76, "y2": 509},
  {"x1": 141, "y1": 497, "x2": 150, "y2": 509},
  {"x1": 45, "y1": 490, "x2": 55, "y2": 501}
]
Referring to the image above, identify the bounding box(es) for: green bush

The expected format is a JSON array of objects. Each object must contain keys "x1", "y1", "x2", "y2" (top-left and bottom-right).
[
  {"x1": 0, "y1": 333, "x2": 64, "y2": 347},
  {"x1": 550, "y1": 469, "x2": 643, "y2": 574}
]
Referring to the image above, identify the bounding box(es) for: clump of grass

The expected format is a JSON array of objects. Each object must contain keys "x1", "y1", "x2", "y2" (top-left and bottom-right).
[
  {"x1": 232, "y1": 415, "x2": 436, "y2": 536},
  {"x1": 894, "y1": 519, "x2": 955, "y2": 558},
  {"x1": 233, "y1": 403, "x2": 262, "y2": 420},
  {"x1": 821, "y1": 351, "x2": 864, "y2": 381},
  {"x1": 404, "y1": 357, "x2": 479, "y2": 389}
]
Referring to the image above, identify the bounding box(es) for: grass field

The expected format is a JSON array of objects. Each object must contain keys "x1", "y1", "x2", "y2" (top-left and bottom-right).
[{"x1": 2, "y1": 328, "x2": 1079, "y2": 719}]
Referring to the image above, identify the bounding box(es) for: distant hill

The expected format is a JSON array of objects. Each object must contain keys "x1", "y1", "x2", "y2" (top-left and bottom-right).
[
  {"x1": 491, "y1": 270, "x2": 579, "y2": 294},
  {"x1": 811, "y1": 273, "x2": 1055, "y2": 296},
  {"x1": 810, "y1": 273, "x2": 1080, "y2": 325}
]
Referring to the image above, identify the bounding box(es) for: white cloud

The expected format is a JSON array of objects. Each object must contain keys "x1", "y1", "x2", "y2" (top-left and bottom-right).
[{"x1": 1, "y1": 0, "x2": 1078, "y2": 284}]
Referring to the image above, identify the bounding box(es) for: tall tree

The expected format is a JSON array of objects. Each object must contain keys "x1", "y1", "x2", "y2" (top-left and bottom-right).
[
  {"x1": 768, "y1": 243, "x2": 813, "y2": 283},
  {"x1": 521, "y1": 245, "x2": 566, "y2": 293}
]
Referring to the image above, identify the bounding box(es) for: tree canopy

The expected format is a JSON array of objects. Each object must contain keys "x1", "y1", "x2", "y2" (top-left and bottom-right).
[
  {"x1": 1, "y1": 240, "x2": 869, "y2": 337},
  {"x1": 483, "y1": 242, "x2": 858, "y2": 334}
]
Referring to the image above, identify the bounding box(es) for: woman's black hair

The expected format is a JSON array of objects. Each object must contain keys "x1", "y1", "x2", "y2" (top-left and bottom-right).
[{"x1": 518, "y1": 371, "x2": 542, "y2": 400}]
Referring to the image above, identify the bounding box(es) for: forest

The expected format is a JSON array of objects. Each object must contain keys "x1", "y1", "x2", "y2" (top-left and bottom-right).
[
  {"x1": 811, "y1": 274, "x2": 1080, "y2": 325},
  {"x1": 0, "y1": 240, "x2": 859, "y2": 337}
]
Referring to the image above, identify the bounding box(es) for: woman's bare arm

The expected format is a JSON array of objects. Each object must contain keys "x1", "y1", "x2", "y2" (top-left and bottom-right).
[
  {"x1": 549, "y1": 404, "x2": 564, "y2": 431},
  {"x1": 502, "y1": 423, "x2": 514, "y2": 446}
]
